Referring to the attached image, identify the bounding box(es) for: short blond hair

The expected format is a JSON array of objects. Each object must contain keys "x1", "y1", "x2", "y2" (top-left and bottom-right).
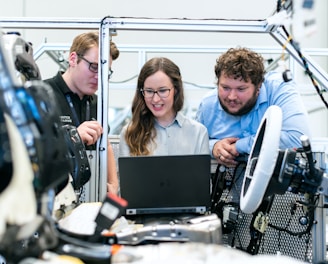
[{"x1": 70, "y1": 31, "x2": 120, "y2": 60}]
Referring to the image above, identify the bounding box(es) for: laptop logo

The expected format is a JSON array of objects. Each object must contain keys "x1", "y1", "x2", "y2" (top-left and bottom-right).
[{"x1": 159, "y1": 179, "x2": 171, "y2": 187}]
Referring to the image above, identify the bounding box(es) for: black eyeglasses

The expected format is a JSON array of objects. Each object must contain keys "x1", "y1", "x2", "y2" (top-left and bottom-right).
[
  {"x1": 78, "y1": 54, "x2": 114, "y2": 79},
  {"x1": 140, "y1": 88, "x2": 172, "y2": 98},
  {"x1": 77, "y1": 54, "x2": 98, "y2": 73},
  {"x1": 108, "y1": 68, "x2": 114, "y2": 79}
]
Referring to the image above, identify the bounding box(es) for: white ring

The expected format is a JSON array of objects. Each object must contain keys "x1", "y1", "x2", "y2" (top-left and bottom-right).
[{"x1": 240, "y1": 105, "x2": 282, "y2": 214}]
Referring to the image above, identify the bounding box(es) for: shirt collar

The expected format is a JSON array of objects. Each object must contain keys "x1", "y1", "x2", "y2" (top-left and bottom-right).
[
  {"x1": 175, "y1": 112, "x2": 184, "y2": 127},
  {"x1": 155, "y1": 112, "x2": 182, "y2": 128}
]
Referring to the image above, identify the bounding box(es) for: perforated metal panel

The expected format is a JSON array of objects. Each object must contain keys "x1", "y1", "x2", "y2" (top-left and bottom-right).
[{"x1": 215, "y1": 162, "x2": 314, "y2": 263}]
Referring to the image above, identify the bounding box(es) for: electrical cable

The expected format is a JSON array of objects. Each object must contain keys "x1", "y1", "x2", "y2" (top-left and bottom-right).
[
  {"x1": 281, "y1": 26, "x2": 328, "y2": 110},
  {"x1": 267, "y1": 194, "x2": 319, "y2": 237}
]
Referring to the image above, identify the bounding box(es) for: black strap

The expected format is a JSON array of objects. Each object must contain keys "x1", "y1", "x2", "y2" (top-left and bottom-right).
[
  {"x1": 211, "y1": 160, "x2": 248, "y2": 236},
  {"x1": 210, "y1": 164, "x2": 226, "y2": 213},
  {"x1": 246, "y1": 195, "x2": 275, "y2": 255},
  {"x1": 211, "y1": 160, "x2": 247, "y2": 213},
  {"x1": 65, "y1": 94, "x2": 80, "y2": 126},
  {"x1": 65, "y1": 94, "x2": 91, "y2": 126},
  {"x1": 85, "y1": 100, "x2": 90, "y2": 121}
]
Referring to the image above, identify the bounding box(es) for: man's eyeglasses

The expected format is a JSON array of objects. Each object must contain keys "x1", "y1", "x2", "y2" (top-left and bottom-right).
[
  {"x1": 77, "y1": 54, "x2": 114, "y2": 79},
  {"x1": 108, "y1": 68, "x2": 114, "y2": 79},
  {"x1": 77, "y1": 54, "x2": 98, "y2": 73},
  {"x1": 140, "y1": 88, "x2": 172, "y2": 98}
]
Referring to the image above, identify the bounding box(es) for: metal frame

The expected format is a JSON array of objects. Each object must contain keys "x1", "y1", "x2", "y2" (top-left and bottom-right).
[
  {"x1": 100, "y1": 17, "x2": 327, "y2": 263},
  {"x1": 1, "y1": 15, "x2": 327, "y2": 263},
  {"x1": 271, "y1": 27, "x2": 328, "y2": 90},
  {"x1": 1, "y1": 15, "x2": 327, "y2": 87}
]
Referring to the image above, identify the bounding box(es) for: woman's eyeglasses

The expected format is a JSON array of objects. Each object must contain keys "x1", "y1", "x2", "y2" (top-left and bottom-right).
[{"x1": 140, "y1": 88, "x2": 172, "y2": 98}]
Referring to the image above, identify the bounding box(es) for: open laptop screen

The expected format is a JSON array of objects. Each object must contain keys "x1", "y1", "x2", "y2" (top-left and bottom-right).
[{"x1": 118, "y1": 154, "x2": 211, "y2": 215}]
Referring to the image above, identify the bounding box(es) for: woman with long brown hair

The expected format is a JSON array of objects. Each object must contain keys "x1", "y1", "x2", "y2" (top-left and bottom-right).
[{"x1": 119, "y1": 57, "x2": 209, "y2": 156}]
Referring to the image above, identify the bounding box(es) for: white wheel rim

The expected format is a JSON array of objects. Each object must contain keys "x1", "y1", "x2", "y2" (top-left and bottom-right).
[{"x1": 240, "y1": 105, "x2": 282, "y2": 214}]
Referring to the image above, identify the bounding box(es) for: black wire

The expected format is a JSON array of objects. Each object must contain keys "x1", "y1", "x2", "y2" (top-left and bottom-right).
[
  {"x1": 221, "y1": 162, "x2": 247, "y2": 249},
  {"x1": 281, "y1": 26, "x2": 328, "y2": 110},
  {"x1": 267, "y1": 194, "x2": 319, "y2": 237}
]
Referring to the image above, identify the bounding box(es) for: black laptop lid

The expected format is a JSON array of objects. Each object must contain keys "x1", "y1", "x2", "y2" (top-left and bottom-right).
[{"x1": 118, "y1": 154, "x2": 211, "y2": 215}]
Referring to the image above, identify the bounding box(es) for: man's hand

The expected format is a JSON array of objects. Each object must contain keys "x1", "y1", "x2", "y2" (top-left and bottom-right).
[
  {"x1": 213, "y1": 137, "x2": 239, "y2": 166},
  {"x1": 77, "y1": 120, "x2": 103, "y2": 145}
]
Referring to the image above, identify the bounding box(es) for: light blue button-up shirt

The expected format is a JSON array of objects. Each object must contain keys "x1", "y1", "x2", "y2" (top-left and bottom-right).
[
  {"x1": 196, "y1": 71, "x2": 311, "y2": 157},
  {"x1": 119, "y1": 111, "x2": 210, "y2": 156}
]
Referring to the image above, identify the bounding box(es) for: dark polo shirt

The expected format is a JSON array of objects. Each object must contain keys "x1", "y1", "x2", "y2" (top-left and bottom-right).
[{"x1": 44, "y1": 71, "x2": 97, "y2": 150}]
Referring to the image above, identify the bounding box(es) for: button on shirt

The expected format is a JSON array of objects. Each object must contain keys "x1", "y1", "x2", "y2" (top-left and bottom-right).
[{"x1": 119, "y1": 112, "x2": 210, "y2": 156}]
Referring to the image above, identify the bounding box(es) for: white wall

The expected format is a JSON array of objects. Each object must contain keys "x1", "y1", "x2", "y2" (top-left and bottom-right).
[{"x1": 0, "y1": 0, "x2": 327, "y2": 137}]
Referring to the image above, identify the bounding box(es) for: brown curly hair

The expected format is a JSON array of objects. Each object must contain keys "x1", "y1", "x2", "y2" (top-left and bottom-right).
[{"x1": 215, "y1": 47, "x2": 265, "y2": 87}]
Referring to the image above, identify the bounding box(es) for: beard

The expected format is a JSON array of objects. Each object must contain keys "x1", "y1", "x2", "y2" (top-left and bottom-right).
[{"x1": 219, "y1": 91, "x2": 258, "y2": 116}]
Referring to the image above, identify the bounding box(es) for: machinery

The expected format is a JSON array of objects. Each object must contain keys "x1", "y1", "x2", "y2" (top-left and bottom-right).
[
  {"x1": 0, "y1": 0, "x2": 327, "y2": 263},
  {"x1": 241, "y1": 106, "x2": 325, "y2": 215},
  {"x1": 238, "y1": 105, "x2": 326, "y2": 261},
  {"x1": 209, "y1": 105, "x2": 326, "y2": 262},
  {"x1": 0, "y1": 31, "x2": 114, "y2": 263}
]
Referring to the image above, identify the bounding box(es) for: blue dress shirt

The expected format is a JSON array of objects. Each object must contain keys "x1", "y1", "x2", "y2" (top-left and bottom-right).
[{"x1": 196, "y1": 71, "x2": 311, "y2": 156}]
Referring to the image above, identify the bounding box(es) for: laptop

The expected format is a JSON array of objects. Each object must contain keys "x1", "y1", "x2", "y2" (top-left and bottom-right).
[{"x1": 118, "y1": 154, "x2": 211, "y2": 216}]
